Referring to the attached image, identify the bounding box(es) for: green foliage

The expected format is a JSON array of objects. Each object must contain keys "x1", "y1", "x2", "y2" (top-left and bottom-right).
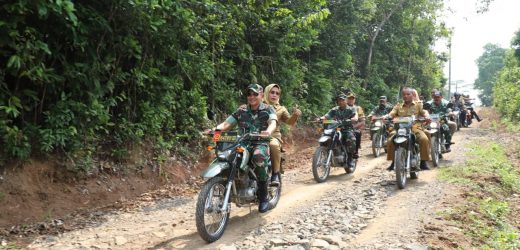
[
  {"x1": 0, "y1": 0, "x2": 447, "y2": 173},
  {"x1": 494, "y1": 50, "x2": 520, "y2": 122},
  {"x1": 474, "y1": 43, "x2": 506, "y2": 106}
]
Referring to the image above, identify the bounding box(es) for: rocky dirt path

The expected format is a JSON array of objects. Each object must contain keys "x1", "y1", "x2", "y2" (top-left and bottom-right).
[{"x1": 28, "y1": 123, "x2": 479, "y2": 250}]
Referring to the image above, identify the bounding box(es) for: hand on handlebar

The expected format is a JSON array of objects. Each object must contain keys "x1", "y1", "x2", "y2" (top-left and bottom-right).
[
  {"x1": 202, "y1": 128, "x2": 213, "y2": 135},
  {"x1": 260, "y1": 130, "x2": 272, "y2": 138}
]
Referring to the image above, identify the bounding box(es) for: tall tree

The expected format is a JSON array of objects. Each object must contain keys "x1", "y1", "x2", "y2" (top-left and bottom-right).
[{"x1": 474, "y1": 43, "x2": 506, "y2": 106}]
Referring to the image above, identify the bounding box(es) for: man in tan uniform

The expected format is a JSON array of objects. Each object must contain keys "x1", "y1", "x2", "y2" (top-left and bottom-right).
[
  {"x1": 385, "y1": 87, "x2": 431, "y2": 170},
  {"x1": 263, "y1": 84, "x2": 301, "y2": 185}
]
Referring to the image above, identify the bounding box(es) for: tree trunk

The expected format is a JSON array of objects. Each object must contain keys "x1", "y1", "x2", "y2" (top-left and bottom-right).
[{"x1": 363, "y1": 0, "x2": 406, "y2": 89}]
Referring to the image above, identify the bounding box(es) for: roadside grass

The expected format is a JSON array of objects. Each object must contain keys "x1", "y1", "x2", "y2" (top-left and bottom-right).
[
  {"x1": 439, "y1": 142, "x2": 520, "y2": 249},
  {"x1": 501, "y1": 118, "x2": 520, "y2": 133}
]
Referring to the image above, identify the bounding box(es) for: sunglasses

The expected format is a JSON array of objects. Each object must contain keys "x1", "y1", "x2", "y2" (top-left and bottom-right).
[
  {"x1": 247, "y1": 92, "x2": 259, "y2": 97},
  {"x1": 270, "y1": 90, "x2": 280, "y2": 96}
]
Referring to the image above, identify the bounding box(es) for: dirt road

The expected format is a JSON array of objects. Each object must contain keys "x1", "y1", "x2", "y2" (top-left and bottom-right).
[{"x1": 28, "y1": 123, "x2": 479, "y2": 250}]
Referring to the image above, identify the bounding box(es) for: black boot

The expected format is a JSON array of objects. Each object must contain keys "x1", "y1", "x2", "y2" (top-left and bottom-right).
[
  {"x1": 444, "y1": 144, "x2": 451, "y2": 153},
  {"x1": 270, "y1": 172, "x2": 280, "y2": 186},
  {"x1": 420, "y1": 160, "x2": 430, "y2": 170},
  {"x1": 347, "y1": 155, "x2": 355, "y2": 169},
  {"x1": 386, "y1": 161, "x2": 394, "y2": 171},
  {"x1": 257, "y1": 181, "x2": 269, "y2": 213}
]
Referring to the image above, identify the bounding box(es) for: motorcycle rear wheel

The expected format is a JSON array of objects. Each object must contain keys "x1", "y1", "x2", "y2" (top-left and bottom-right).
[
  {"x1": 312, "y1": 146, "x2": 331, "y2": 183},
  {"x1": 395, "y1": 146, "x2": 408, "y2": 189},
  {"x1": 195, "y1": 177, "x2": 230, "y2": 243},
  {"x1": 267, "y1": 176, "x2": 282, "y2": 210}
]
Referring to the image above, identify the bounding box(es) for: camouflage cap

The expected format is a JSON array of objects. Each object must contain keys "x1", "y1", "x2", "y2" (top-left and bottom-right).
[
  {"x1": 432, "y1": 91, "x2": 442, "y2": 97},
  {"x1": 379, "y1": 96, "x2": 387, "y2": 100},
  {"x1": 347, "y1": 92, "x2": 356, "y2": 98},
  {"x1": 247, "y1": 84, "x2": 263, "y2": 93},
  {"x1": 337, "y1": 93, "x2": 348, "y2": 100}
]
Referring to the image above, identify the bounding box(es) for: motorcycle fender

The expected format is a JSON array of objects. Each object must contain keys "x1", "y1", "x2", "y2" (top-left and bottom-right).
[
  {"x1": 371, "y1": 127, "x2": 381, "y2": 131},
  {"x1": 428, "y1": 129, "x2": 438, "y2": 134},
  {"x1": 318, "y1": 136, "x2": 331, "y2": 144},
  {"x1": 239, "y1": 149, "x2": 250, "y2": 171},
  {"x1": 394, "y1": 137, "x2": 407, "y2": 144},
  {"x1": 200, "y1": 160, "x2": 230, "y2": 178}
]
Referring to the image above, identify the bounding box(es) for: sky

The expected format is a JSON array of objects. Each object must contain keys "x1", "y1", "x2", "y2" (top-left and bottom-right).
[{"x1": 435, "y1": 0, "x2": 520, "y2": 101}]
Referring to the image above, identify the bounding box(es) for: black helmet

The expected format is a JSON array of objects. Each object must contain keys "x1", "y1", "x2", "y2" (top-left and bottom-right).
[{"x1": 454, "y1": 92, "x2": 461, "y2": 97}]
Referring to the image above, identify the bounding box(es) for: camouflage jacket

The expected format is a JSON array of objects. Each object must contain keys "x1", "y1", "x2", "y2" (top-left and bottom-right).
[
  {"x1": 369, "y1": 103, "x2": 394, "y2": 117},
  {"x1": 324, "y1": 106, "x2": 357, "y2": 128},
  {"x1": 225, "y1": 103, "x2": 277, "y2": 134},
  {"x1": 426, "y1": 99, "x2": 449, "y2": 115}
]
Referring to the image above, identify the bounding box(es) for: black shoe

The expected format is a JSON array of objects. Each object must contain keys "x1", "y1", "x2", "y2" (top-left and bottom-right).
[
  {"x1": 270, "y1": 173, "x2": 280, "y2": 186},
  {"x1": 420, "y1": 160, "x2": 430, "y2": 170},
  {"x1": 477, "y1": 118, "x2": 482, "y2": 122},
  {"x1": 386, "y1": 161, "x2": 394, "y2": 171},
  {"x1": 257, "y1": 181, "x2": 269, "y2": 213},
  {"x1": 347, "y1": 159, "x2": 355, "y2": 168},
  {"x1": 444, "y1": 144, "x2": 451, "y2": 152},
  {"x1": 353, "y1": 152, "x2": 359, "y2": 159}
]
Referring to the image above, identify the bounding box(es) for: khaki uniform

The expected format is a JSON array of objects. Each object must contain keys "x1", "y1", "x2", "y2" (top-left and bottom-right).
[
  {"x1": 387, "y1": 101, "x2": 430, "y2": 161},
  {"x1": 269, "y1": 105, "x2": 299, "y2": 173}
]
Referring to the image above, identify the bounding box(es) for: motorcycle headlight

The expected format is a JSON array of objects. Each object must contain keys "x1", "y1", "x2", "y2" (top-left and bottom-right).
[
  {"x1": 397, "y1": 128, "x2": 407, "y2": 136},
  {"x1": 430, "y1": 122, "x2": 438, "y2": 129},
  {"x1": 324, "y1": 128, "x2": 334, "y2": 134},
  {"x1": 374, "y1": 121, "x2": 382, "y2": 127},
  {"x1": 217, "y1": 149, "x2": 234, "y2": 161}
]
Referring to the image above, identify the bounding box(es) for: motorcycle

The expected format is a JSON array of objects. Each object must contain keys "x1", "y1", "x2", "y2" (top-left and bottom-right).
[
  {"x1": 312, "y1": 118, "x2": 357, "y2": 183},
  {"x1": 392, "y1": 116, "x2": 424, "y2": 189},
  {"x1": 370, "y1": 116, "x2": 392, "y2": 157},
  {"x1": 196, "y1": 131, "x2": 282, "y2": 242},
  {"x1": 425, "y1": 113, "x2": 449, "y2": 167},
  {"x1": 462, "y1": 104, "x2": 474, "y2": 127}
]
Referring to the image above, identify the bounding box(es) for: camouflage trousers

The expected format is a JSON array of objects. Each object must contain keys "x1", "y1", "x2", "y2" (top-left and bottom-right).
[
  {"x1": 341, "y1": 130, "x2": 357, "y2": 154},
  {"x1": 251, "y1": 144, "x2": 270, "y2": 181}
]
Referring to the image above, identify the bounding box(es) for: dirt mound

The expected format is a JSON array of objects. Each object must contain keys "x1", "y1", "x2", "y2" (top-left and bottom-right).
[{"x1": 0, "y1": 125, "x2": 318, "y2": 243}]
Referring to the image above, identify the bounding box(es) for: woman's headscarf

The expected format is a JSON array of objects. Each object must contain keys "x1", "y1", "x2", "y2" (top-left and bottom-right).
[{"x1": 264, "y1": 84, "x2": 281, "y2": 107}]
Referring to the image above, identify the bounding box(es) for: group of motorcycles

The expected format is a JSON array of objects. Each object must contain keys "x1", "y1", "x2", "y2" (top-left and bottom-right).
[{"x1": 195, "y1": 102, "x2": 474, "y2": 242}]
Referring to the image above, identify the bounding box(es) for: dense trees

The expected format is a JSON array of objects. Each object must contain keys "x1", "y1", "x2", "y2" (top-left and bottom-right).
[
  {"x1": 474, "y1": 43, "x2": 506, "y2": 106},
  {"x1": 493, "y1": 29, "x2": 520, "y2": 122},
  {"x1": 0, "y1": 0, "x2": 446, "y2": 171}
]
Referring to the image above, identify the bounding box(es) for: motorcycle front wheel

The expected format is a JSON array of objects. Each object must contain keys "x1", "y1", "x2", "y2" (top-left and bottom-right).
[
  {"x1": 312, "y1": 146, "x2": 331, "y2": 183},
  {"x1": 431, "y1": 135, "x2": 440, "y2": 167},
  {"x1": 372, "y1": 133, "x2": 382, "y2": 157},
  {"x1": 394, "y1": 146, "x2": 408, "y2": 189},
  {"x1": 195, "y1": 177, "x2": 230, "y2": 243}
]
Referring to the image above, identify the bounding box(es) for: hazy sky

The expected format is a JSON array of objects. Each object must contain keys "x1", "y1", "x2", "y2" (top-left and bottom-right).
[{"x1": 436, "y1": 0, "x2": 520, "y2": 96}]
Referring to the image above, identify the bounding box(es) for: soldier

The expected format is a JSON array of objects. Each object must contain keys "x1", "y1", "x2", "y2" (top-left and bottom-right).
[
  {"x1": 369, "y1": 96, "x2": 394, "y2": 139},
  {"x1": 319, "y1": 93, "x2": 359, "y2": 168},
  {"x1": 263, "y1": 84, "x2": 301, "y2": 186},
  {"x1": 212, "y1": 84, "x2": 277, "y2": 213},
  {"x1": 384, "y1": 87, "x2": 431, "y2": 171},
  {"x1": 426, "y1": 91, "x2": 457, "y2": 152}
]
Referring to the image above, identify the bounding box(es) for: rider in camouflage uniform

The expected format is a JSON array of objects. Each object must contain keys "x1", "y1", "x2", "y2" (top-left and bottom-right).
[
  {"x1": 369, "y1": 96, "x2": 393, "y2": 139},
  {"x1": 426, "y1": 91, "x2": 456, "y2": 152},
  {"x1": 320, "y1": 93, "x2": 359, "y2": 168},
  {"x1": 213, "y1": 84, "x2": 277, "y2": 213}
]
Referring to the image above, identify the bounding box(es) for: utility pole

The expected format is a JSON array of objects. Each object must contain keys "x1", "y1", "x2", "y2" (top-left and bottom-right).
[{"x1": 448, "y1": 37, "x2": 452, "y2": 97}]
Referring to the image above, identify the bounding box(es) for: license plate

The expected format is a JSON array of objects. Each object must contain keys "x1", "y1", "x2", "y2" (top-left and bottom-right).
[{"x1": 213, "y1": 131, "x2": 238, "y2": 142}]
